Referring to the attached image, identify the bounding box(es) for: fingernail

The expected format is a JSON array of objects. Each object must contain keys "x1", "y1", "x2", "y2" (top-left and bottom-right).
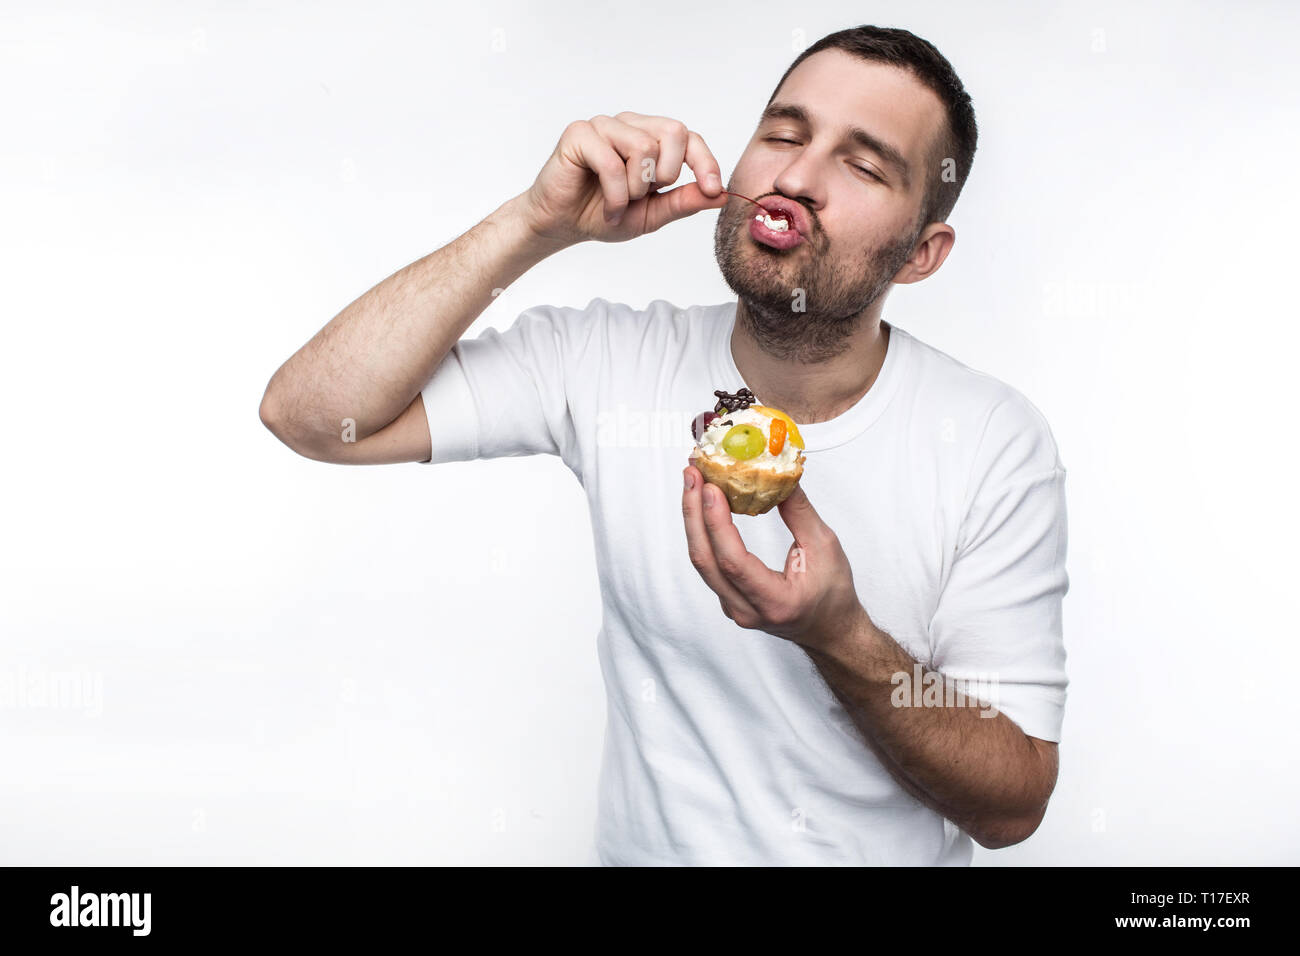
[
  {"x1": 706, "y1": 174, "x2": 721, "y2": 192},
  {"x1": 684, "y1": 469, "x2": 693, "y2": 490},
  {"x1": 703, "y1": 486, "x2": 713, "y2": 508}
]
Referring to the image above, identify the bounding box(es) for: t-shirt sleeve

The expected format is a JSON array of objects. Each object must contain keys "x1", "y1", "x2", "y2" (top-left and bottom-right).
[
  {"x1": 416, "y1": 302, "x2": 603, "y2": 476},
  {"x1": 928, "y1": 392, "x2": 1070, "y2": 743}
]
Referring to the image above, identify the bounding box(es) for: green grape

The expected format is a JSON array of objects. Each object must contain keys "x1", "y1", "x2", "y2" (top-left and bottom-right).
[{"x1": 721, "y1": 424, "x2": 766, "y2": 460}]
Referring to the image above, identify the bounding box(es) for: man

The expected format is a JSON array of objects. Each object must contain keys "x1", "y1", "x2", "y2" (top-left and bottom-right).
[{"x1": 260, "y1": 25, "x2": 1069, "y2": 866}]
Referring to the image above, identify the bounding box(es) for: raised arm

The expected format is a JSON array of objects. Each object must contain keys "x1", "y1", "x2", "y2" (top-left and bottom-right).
[
  {"x1": 258, "y1": 113, "x2": 727, "y2": 464},
  {"x1": 257, "y1": 196, "x2": 567, "y2": 464}
]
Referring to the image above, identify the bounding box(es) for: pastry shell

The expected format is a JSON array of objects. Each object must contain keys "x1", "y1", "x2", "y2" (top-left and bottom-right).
[{"x1": 689, "y1": 444, "x2": 806, "y2": 516}]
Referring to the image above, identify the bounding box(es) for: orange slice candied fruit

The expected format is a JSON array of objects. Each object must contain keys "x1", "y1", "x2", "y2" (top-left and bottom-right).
[
  {"x1": 768, "y1": 417, "x2": 786, "y2": 456},
  {"x1": 750, "y1": 405, "x2": 804, "y2": 450}
]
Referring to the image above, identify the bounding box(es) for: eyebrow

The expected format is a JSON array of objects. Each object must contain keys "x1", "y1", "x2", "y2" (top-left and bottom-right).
[{"x1": 760, "y1": 101, "x2": 912, "y2": 190}]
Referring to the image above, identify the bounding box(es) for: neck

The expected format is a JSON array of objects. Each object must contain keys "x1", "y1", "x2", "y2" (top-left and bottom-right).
[{"x1": 729, "y1": 299, "x2": 891, "y2": 424}]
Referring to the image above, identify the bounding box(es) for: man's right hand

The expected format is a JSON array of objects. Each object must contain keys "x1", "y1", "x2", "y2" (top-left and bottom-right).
[
  {"x1": 517, "y1": 112, "x2": 729, "y2": 247},
  {"x1": 261, "y1": 113, "x2": 728, "y2": 466}
]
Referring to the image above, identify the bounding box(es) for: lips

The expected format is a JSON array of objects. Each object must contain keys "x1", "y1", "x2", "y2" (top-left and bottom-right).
[{"x1": 756, "y1": 196, "x2": 811, "y2": 238}]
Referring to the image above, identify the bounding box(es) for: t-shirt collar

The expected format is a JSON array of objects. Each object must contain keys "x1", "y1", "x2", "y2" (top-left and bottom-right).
[{"x1": 710, "y1": 300, "x2": 909, "y2": 452}]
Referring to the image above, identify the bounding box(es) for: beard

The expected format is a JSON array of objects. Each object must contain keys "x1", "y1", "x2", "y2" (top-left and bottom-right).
[{"x1": 713, "y1": 194, "x2": 921, "y2": 363}]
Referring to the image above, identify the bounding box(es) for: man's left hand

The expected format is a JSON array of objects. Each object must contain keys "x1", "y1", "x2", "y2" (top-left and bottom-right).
[{"x1": 682, "y1": 464, "x2": 866, "y2": 653}]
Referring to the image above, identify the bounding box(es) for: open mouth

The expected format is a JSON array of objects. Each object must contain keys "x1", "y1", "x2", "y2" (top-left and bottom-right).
[
  {"x1": 755, "y1": 211, "x2": 793, "y2": 232},
  {"x1": 749, "y1": 210, "x2": 805, "y2": 249}
]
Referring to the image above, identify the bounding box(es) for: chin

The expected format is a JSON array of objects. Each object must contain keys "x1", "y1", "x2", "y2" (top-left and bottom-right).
[{"x1": 718, "y1": 252, "x2": 797, "y2": 309}]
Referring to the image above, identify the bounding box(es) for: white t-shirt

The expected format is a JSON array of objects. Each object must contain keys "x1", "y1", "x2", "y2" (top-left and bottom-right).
[{"x1": 419, "y1": 297, "x2": 1070, "y2": 866}]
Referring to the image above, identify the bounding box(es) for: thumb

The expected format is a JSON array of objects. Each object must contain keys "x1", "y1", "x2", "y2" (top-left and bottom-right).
[
  {"x1": 643, "y1": 180, "x2": 729, "y2": 232},
  {"x1": 777, "y1": 483, "x2": 824, "y2": 543}
]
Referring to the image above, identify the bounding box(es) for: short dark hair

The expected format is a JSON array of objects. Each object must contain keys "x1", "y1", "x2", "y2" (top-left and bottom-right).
[{"x1": 766, "y1": 25, "x2": 978, "y2": 226}]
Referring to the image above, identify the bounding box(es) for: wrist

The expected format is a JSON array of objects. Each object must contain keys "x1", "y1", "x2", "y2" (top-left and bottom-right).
[
  {"x1": 808, "y1": 604, "x2": 896, "y2": 680},
  {"x1": 492, "y1": 193, "x2": 572, "y2": 261}
]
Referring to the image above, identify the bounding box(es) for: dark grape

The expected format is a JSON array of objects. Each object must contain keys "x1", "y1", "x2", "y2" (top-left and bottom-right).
[{"x1": 691, "y1": 410, "x2": 719, "y2": 441}]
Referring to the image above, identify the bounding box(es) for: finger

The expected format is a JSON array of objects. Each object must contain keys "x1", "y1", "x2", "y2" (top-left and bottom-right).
[
  {"x1": 615, "y1": 112, "x2": 688, "y2": 190},
  {"x1": 777, "y1": 483, "x2": 829, "y2": 549},
  {"x1": 782, "y1": 540, "x2": 805, "y2": 577},
  {"x1": 641, "y1": 128, "x2": 728, "y2": 231},
  {"x1": 683, "y1": 465, "x2": 761, "y2": 618},
  {"x1": 589, "y1": 114, "x2": 660, "y2": 203},
  {"x1": 696, "y1": 479, "x2": 787, "y2": 616},
  {"x1": 683, "y1": 129, "x2": 724, "y2": 196},
  {"x1": 642, "y1": 180, "x2": 729, "y2": 232},
  {"x1": 565, "y1": 120, "x2": 630, "y2": 221}
]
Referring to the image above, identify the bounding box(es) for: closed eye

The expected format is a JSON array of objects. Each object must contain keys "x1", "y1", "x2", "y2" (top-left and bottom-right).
[{"x1": 763, "y1": 136, "x2": 882, "y2": 182}]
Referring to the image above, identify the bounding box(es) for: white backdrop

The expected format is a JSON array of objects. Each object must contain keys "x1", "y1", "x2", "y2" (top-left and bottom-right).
[{"x1": 2, "y1": 0, "x2": 1296, "y2": 865}]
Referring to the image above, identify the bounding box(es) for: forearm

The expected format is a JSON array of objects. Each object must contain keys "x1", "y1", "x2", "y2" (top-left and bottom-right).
[
  {"x1": 803, "y1": 608, "x2": 1053, "y2": 848},
  {"x1": 260, "y1": 193, "x2": 569, "y2": 450}
]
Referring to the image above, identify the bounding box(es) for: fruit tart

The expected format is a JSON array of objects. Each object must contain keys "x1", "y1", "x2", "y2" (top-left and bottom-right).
[{"x1": 688, "y1": 387, "x2": 806, "y2": 516}]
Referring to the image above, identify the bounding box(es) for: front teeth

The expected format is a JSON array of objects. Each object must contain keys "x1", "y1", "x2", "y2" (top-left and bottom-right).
[{"x1": 754, "y1": 213, "x2": 790, "y2": 232}]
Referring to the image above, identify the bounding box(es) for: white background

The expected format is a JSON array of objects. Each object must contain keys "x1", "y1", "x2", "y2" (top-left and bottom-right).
[{"x1": 2, "y1": 0, "x2": 1296, "y2": 865}]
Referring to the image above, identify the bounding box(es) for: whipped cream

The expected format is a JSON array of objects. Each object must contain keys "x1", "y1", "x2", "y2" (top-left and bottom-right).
[
  {"x1": 695, "y1": 407, "x2": 802, "y2": 473},
  {"x1": 755, "y1": 212, "x2": 791, "y2": 232}
]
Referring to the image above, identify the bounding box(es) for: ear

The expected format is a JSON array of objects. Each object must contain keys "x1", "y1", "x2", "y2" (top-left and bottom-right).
[{"x1": 893, "y1": 222, "x2": 955, "y2": 284}]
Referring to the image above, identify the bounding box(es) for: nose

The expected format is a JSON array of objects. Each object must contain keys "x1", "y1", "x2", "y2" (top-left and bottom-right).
[{"x1": 771, "y1": 164, "x2": 821, "y2": 221}]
